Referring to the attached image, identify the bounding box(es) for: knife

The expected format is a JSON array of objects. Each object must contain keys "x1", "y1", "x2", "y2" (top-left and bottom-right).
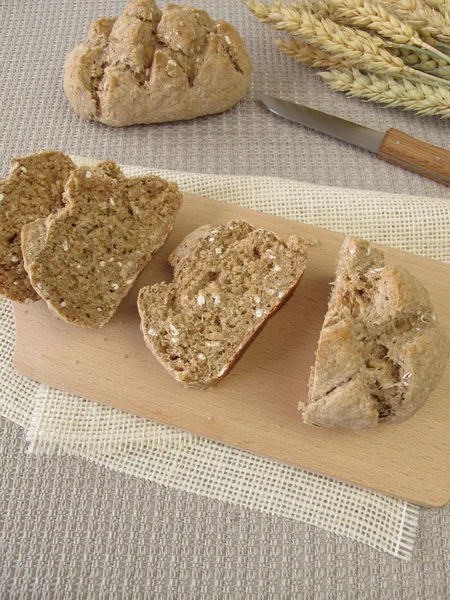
[{"x1": 260, "y1": 93, "x2": 450, "y2": 187}]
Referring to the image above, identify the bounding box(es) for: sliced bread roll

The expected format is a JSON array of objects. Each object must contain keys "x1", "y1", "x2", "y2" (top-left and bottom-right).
[
  {"x1": 22, "y1": 161, "x2": 182, "y2": 328},
  {"x1": 138, "y1": 220, "x2": 307, "y2": 388},
  {"x1": 302, "y1": 237, "x2": 449, "y2": 430},
  {"x1": 0, "y1": 151, "x2": 76, "y2": 303}
]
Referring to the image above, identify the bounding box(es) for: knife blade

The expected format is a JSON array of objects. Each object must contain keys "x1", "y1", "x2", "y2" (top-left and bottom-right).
[{"x1": 260, "y1": 93, "x2": 450, "y2": 187}]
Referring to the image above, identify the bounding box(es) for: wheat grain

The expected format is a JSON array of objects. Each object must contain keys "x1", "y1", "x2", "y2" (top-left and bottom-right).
[
  {"x1": 421, "y1": 0, "x2": 450, "y2": 17},
  {"x1": 388, "y1": 47, "x2": 450, "y2": 78},
  {"x1": 245, "y1": 1, "x2": 450, "y2": 86},
  {"x1": 319, "y1": 68, "x2": 450, "y2": 117},
  {"x1": 275, "y1": 37, "x2": 355, "y2": 67},
  {"x1": 324, "y1": 0, "x2": 450, "y2": 63},
  {"x1": 382, "y1": 0, "x2": 450, "y2": 44}
]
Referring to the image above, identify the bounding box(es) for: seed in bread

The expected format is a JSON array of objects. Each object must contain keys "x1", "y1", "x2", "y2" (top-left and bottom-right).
[
  {"x1": 0, "y1": 151, "x2": 76, "y2": 304},
  {"x1": 63, "y1": 0, "x2": 252, "y2": 126},
  {"x1": 302, "y1": 236, "x2": 449, "y2": 430},
  {"x1": 21, "y1": 161, "x2": 182, "y2": 328},
  {"x1": 138, "y1": 220, "x2": 307, "y2": 388}
]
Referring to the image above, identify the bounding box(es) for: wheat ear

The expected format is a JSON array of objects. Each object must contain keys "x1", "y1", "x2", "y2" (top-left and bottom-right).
[
  {"x1": 245, "y1": 1, "x2": 450, "y2": 86},
  {"x1": 275, "y1": 38, "x2": 352, "y2": 67},
  {"x1": 389, "y1": 47, "x2": 450, "y2": 78},
  {"x1": 421, "y1": 0, "x2": 450, "y2": 17},
  {"x1": 325, "y1": 0, "x2": 450, "y2": 63},
  {"x1": 382, "y1": 0, "x2": 450, "y2": 44},
  {"x1": 319, "y1": 68, "x2": 450, "y2": 117}
]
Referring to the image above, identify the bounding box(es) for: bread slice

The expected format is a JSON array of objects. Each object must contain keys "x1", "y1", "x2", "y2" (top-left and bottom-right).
[
  {"x1": 21, "y1": 161, "x2": 182, "y2": 328},
  {"x1": 302, "y1": 236, "x2": 449, "y2": 430},
  {"x1": 138, "y1": 220, "x2": 307, "y2": 388},
  {"x1": 0, "y1": 151, "x2": 76, "y2": 303}
]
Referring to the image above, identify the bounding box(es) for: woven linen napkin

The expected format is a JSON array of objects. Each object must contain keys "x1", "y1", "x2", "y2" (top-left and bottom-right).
[{"x1": 4, "y1": 157, "x2": 450, "y2": 560}]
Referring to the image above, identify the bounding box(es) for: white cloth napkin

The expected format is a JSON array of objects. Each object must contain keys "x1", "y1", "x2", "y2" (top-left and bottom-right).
[{"x1": 4, "y1": 158, "x2": 449, "y2": 560}]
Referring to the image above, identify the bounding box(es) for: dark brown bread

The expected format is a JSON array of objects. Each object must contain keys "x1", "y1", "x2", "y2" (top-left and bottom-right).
[
  {"x1": 302, "y1": 236, "x2": 449, "y2": 430},
  {"x1": 22, "y1": 161, "x2": 182, "y2": 328},
  {"x1": 138, "y1": 220, "x2": 307, "y2": 388},
  {"x1": 0, "y1": 151, "x2": 76, "y2": 303}
]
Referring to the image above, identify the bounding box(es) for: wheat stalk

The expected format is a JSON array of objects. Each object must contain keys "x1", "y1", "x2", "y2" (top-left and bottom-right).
[
  {"x1": 382, "y1": 0, "x2": 450, "y2": 44},
  {"x1": 319, "y1": 68, "x2": 450, "y2": 117},
  {"x1": 245, "y1": 1, "x2": 450, "y2": 86},
  {"x1": 325, "y1": 0, "x2": 450, "y2": 63}
]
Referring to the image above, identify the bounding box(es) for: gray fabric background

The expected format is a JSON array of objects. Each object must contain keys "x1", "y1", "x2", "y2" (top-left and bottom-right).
[{"x1": 1, "y1": 0, "x2": 450, "y2": 597}]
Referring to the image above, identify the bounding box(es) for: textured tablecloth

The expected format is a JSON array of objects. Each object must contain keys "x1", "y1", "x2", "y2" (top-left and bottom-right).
[{"x1": 1, "y1": 0, "x2": 450, "y2": 597}]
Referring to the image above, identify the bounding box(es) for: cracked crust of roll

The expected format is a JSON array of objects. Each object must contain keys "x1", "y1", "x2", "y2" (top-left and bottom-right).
[
  {"x1": 0, "y1": 151, "x2": 76, "y2": 303},
  {"x1": 63, "y1": 0, "x2": 252, "y2": 126},
  {"x1": 138, "y1": 220, "x2": 307, "y2": 388},
  {"x1": 302, "y1": 236, "x2": 449, "y2": 430},
  {"x1": 21, "y1": 161, "x2": 182, "y2": 328}
]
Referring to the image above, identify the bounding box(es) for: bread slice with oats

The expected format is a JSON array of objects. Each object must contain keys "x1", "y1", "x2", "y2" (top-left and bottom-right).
[
  {"x1": 302, "y1": 236, "x2": 449, "y2": 430},
  {"x1": 0, "y1": 150, "x2": 76, "y2": 303},
  {"x1": 138, "y1": 220, "x2": 307, "y2": 388},
  {"x1": 21, "y1": 161, "x2": 182, "y2": 328}
]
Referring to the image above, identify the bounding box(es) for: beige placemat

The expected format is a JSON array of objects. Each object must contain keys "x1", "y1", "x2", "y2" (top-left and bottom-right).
[{"x1": 5, "y1": 160, "x2": 450, "y2": 561}]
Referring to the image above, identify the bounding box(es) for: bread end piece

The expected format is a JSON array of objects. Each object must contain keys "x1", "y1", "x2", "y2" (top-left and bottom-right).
[
  {"x1": 302, "y1": 236, "x2": 449, "y2": 430},
  {"x1": 0, "y1": 150, "x2": 76, "y2": 303}
]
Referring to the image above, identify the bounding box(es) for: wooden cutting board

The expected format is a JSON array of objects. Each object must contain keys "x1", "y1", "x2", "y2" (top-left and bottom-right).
[{"x1": 13, "y1": 193, "x2": 450, "y2": 507}]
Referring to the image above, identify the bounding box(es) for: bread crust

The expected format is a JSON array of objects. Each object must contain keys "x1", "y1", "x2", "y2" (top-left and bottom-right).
[{"x1": 64, "y1": 0, "x2": 252, "y2": 126}]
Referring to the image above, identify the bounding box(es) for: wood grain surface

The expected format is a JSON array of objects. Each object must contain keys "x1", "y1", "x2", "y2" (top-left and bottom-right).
[
  {"x1": 13, "y1": 193, "x2": 450, "y2": 507},
  {"x1": 378, "y1": 128, "x2": 450, "y2": 186}
]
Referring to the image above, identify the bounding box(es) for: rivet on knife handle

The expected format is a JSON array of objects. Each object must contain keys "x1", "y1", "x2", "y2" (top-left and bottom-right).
[{"x1": 377, "y1": 128, "x2": 450, "y2": 187}]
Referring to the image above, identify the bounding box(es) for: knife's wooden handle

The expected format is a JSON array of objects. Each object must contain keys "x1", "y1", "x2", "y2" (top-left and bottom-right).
[{"x1": 377, "y1": 128, "x2": 450, "y2": 186}]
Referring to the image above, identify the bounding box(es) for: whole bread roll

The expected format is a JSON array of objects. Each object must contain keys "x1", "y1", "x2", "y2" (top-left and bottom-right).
[{"x1": 64, "y1": 0, "x2": 252, "y2": 126}]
